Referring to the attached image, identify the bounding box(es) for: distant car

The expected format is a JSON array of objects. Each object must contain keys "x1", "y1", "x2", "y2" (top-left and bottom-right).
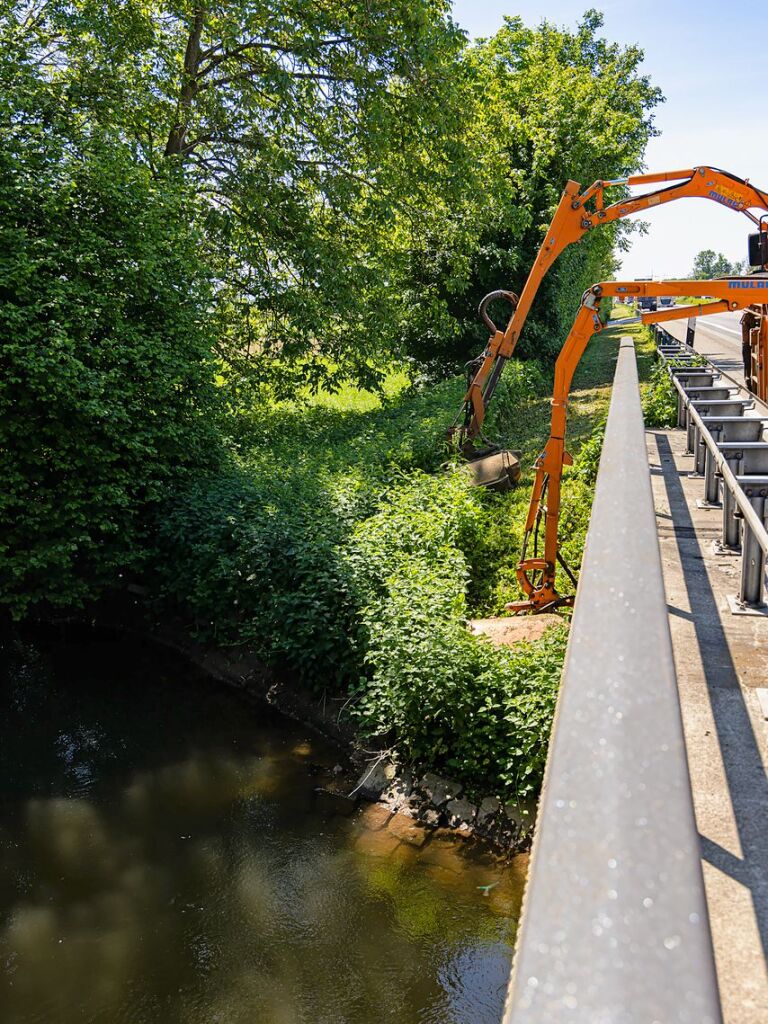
[
  {"x1": 659, "y1": 296, "x2": 674, "y2": 307},
  {"x1": 638, "y1": 296, "x2": 657, "y2": 312}
]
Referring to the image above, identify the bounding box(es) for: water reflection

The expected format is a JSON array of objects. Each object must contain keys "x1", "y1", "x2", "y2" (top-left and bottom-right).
[{"x1": 0, "y1": 629, "x2": 525, "y2": 1023}]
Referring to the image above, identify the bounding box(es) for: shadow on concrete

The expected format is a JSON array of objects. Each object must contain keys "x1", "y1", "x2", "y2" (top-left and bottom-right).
[
  {"x1": 655, "y1": 431, "x2": 768, "y2": 959},
  {"x1": 708, "y1": 358, "x2": 744, "y2": 374},
  {"x1": 667, "y1": 604, "x2": 695, "y2": 623}
]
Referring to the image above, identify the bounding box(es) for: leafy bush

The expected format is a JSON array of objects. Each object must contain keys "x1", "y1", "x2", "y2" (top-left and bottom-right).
[
  {"x1": 155, "y1": 464, "x2": 363, "y2": 682},
  {"x1": 156, "y1": 456, "x2": 568, "y2": 799},
  {"x1": 345, "y1": 471, "x2": 566, "y2": 797},
  {"x1": 642, "y1": 363, "x2": 678, "y2": 428},
  {"x1": 571, "y1": 420, "x2": 606, "y2": 486},
  {"x1": 484, "y1": 359, "x2": 550, "y2": 430},
  {"x1": 0, "y1": 134, "x2": 221, "y2": 616},
  {"x1": 153, "y1": 386, "x2": 497, "y2": 685}
]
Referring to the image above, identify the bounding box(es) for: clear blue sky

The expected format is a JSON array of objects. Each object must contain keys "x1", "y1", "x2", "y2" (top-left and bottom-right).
[{"x1": 451, "y1": 1, "x2": 768, "y2": 279}]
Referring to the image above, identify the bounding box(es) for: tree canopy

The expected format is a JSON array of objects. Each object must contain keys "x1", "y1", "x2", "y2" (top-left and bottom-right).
[
  {"x1": 691, "y1": 249, "x2": 744, "y2": 278},
  {"x1": 0, "y1": 3, "x2": 662, "y2": 613},
  {"x1": 5, "y1": 5, "x2": 661, "y2": 383},
  {"x1": 10, "y1": 0, "x2": 472, "y2": 393},
  {"x1": 400, "y1": 11, "x2": 662, "y2": 367}
]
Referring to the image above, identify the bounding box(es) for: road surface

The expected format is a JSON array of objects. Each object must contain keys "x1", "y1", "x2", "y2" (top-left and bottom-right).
[{"x1": 662, "y1": 310, "x2": 745, "y2": 384}]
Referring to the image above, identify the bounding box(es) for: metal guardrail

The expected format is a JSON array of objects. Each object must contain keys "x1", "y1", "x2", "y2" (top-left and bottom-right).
[
  {"x1": 504, "y1": 337, "x2": 722, "y2": 1024},
  {"x1": 656, "y1": 326, "x2": 768, "y2": 610}
]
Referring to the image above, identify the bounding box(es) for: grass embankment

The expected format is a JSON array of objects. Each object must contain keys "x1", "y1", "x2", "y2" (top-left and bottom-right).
[
  {"x1": 154, "y1": 321, "x2": 656, "y2": 801},
  {"x1": 610, "y1": 302, "x2": 634, "y2": 319}
]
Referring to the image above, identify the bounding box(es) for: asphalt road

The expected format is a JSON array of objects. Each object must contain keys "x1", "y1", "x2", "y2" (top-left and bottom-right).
[{"x1": 661, "y1": 310, "x2": 745, "y2": 384}]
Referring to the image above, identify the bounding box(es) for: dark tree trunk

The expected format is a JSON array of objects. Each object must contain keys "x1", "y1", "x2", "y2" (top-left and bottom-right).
[{"x1": 164, "y1": 5, "x2": 204, "y2": 157}]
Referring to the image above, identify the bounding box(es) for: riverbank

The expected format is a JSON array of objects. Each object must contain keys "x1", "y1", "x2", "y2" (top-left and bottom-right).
[
  {"x1": 146, "y1": 322, "x2": 653, "y2": 802},
  {"x1": 24, "y1": 322, "x2": 656, "y2": 835},
  {"x1": 20, "y1": 610, "x2": 534, "y2": 850}
]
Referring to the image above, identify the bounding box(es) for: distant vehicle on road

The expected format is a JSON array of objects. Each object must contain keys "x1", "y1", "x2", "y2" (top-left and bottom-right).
[
  {"x1": 659, "y1": 296, "x2": 674, "y2": 307},
  {"x1": 635, "y1": 277, "x2": 657, "y2": 312}
]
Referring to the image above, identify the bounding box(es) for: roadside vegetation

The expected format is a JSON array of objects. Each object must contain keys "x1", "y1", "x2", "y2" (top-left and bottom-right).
[
  {"x1": 153, "y1": 322, "x2": 653, "y2": 799},
  {"x1": 641, "y1": 345, "x2": 708, "y2": 428},
  {"x1": 1, "y1": 5, "x2": 662, "y2": 799},
  {"x1": 642, "y1": 362, "x2": 679, "y2": 427}
]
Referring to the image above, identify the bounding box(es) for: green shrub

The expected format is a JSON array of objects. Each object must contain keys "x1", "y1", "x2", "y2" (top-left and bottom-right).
[
  {"x1": 153, "y1": 442, "x2": 502, "y2": 689},
  {"x1": 0, "y1": 137, "x2": 220, "y2": 616},
  {"x1": 345, "y1": 470, "x2": 566, "y2": 797},
  {"x1": 572, "y1": 420, "x2": 606, "y2": 486},
  {"x1": 154, "y1": 466, "x2": 362, "y2": 683},
  {"x1": 485, "y1": 359, "x2": 550, "y2": 427},
  {"x1": 642, "y1": 363, "x2": 678, "y2": 428}
]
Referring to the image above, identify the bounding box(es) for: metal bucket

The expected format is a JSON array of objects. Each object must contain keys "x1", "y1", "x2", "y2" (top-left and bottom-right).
[{"x1": 464, "y1": 448, "x2": 521, "y2": 491}]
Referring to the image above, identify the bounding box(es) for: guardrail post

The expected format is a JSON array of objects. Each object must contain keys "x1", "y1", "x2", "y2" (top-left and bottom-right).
[
  {"x1": 686, "y1": 407, "x2": 696, "y2": 454},
  {"x1": 721, "y1": 461, "x2": 742, "y2": 551},
  {"x1": 703, "y1": 447, "x2": 721, "y2": 505},
  {"x1": 504, "y1": 337, "x2": 722, "y2": 1024},
  {"x1": 695, "y1": 430, "x2": 707, "y2": 475},
  {"x1": 738, "y1": 482, "x2": 768, "y2": 608},
  {"x1": 676, "y1": 382, "x2": 691, "y2": 421},
  {"x1": 686, "y1": 316, "x2": 697, "y2": 347}
]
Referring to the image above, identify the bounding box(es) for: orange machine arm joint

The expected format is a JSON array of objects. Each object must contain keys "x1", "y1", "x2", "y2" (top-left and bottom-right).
[
  {"x1": 456, "y1": 167, "x2": 768, "y2": 445},
  {"x1": 510, "y1": 275, "x2": 768, "y2": 614}
]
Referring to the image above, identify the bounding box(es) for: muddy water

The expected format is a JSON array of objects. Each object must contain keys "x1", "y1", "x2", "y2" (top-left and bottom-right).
[{"x1": 0, "y1": 629, "x2": 526, "y2": 1024}]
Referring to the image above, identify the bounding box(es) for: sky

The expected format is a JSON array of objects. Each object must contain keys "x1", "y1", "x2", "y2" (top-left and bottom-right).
[{"x1": 450, "y1": 0, "x2": 768, "y2": 280}]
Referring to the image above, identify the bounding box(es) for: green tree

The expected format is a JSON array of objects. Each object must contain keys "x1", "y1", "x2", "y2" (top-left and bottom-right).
[
  {"x1": 27, "y1": 0, "x2": 472, "y2": 395},
  {"x1": 691, "y1": 249, "x2": 741, "y2": 278},
  {"x1": 399, "y1": 10, "x2": 663, "y2": 369},
  {"x1": 0, "y1": 0, "x2": 472, "y2": 612}
]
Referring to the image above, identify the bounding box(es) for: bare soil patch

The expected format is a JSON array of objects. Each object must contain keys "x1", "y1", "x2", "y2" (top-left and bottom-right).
[{"x1": 469, "y1": 614, "x2": 568, "y2": 647}]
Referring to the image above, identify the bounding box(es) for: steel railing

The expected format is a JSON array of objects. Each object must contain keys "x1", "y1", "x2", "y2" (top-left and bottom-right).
[
  {"x1": 655, "y1": 326, "x2": 768, "y2": 610},
  {"x1": 504, "y1": 337, "x2": 722, "y2": 1024}
]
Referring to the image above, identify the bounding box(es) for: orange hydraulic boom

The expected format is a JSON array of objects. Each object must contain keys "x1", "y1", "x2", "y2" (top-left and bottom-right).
[
  {"x1": 454, "y1": 167, "x2": 768, "y2": 445},
  {"x1": 511, "y1": 275, "x2": 768, "y2": 614}
]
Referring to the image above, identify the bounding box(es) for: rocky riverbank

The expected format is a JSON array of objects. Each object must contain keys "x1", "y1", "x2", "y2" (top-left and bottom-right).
[
  {"x1": 309, "y1": 754, "x2": 537, "y2": 851},
  {"x1": 349, "y1": 759, "x2": 536, "y2": 849}
]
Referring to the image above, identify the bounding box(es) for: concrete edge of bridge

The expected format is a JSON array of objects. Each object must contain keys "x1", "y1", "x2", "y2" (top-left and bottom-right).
[{"x1": 504, "y1": 337, "x2": 722, "y2": 1024}]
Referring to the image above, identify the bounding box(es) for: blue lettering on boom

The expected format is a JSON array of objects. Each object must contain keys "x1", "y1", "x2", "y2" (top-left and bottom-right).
[{"x1": 708, "y1": 189, "x2": 741, "y2": 209}]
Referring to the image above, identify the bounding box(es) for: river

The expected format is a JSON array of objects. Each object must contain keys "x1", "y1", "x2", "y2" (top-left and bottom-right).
[{"x1": 0, "y1": 627, "x2": 526, "y2": 1023}]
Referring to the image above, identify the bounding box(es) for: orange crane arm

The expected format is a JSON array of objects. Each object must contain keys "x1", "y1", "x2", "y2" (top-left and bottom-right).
[
  {"x1": 457, "y1": 167, "x2": 768, "y2": 442},
  {"x1": 510, "y1": 275, "x2": 768, "y2": 613}
]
